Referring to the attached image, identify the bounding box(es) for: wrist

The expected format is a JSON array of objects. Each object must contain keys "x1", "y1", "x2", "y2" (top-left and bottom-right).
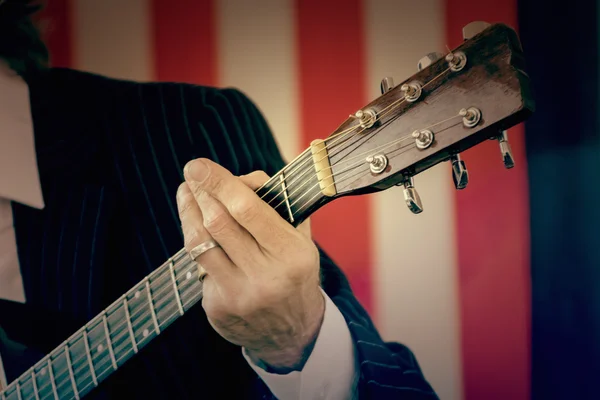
[{"x1": 248, "y1": 287, "x2": 325, "y2": 372}]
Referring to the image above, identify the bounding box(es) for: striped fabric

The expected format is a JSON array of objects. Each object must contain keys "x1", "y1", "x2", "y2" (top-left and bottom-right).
[{"x1": 14, "y1": 0, "x2": 556, "y2": 399}]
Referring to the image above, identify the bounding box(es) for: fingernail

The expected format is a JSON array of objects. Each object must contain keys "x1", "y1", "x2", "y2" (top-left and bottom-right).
[
  {"x1": 184, "y1": 160, "x2": 195, "y2": 177},
  {"x1": 185, "y1": 159, "x2": 209, "y2": 182}
]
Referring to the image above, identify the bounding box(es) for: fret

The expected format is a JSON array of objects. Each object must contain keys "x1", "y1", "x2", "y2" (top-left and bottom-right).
[
  {"x1": 145, "y1": 279, "x2": 160, "y2": 334},
  {"x1": 64, "y1": 346, "x2": 79, "y2": 400},
  {"x1": 87, "y1": 320, "x2": 112, "y2": 381},
  {"x1": 126, "y1": 286, "x2": 157, "y2": 347},
  {"x1": 169, "y1": 258, "x2": 184, "y2": 316},
  {"x1": 31, "y1": 370, "x2": 40, "y2": 400},
  {"x1": 255, "y1": 152, "x2": 324, "y2": 227},
  {"x1": 279, "y1": 173, "x2": 294, "y2": 223},
  {"x1": 15, "y1": 382, "x2": 22, "y2": 400},
  {"x1": 105, "y1": 300, "x2": 137, "y2": 367},
  {"x1": 175, "y1": 260, "x2": 201, "y2": 312},
  {"x1": 46, "y1": 359, "x2": 58, "y2": 400},
  {"x1": 123, "y1": 297, "x2": 139, "y2": 353},
  {"x1": 66, "y1": 334, "x2": 95, "y2": 396},
  {"x1": 32, "y1": 363, "x2": 50, "y2": 400},
  {"x1": 102, "y1": 315, "x2": 118, "y2": 370},
  {"x1": 50, "y1": 349, "x2": 75, "y2": 399},
  {"x1": 82, "y1": 330, "x2": 98, "y2": 387},
  {"x1": 18, "y1": 378, "x2": 35, "y2": 400}
]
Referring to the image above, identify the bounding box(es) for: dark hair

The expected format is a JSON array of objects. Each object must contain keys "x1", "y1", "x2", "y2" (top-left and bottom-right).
[{"x1": 0, "y1": 0, "x2": 49, "y2": 77}]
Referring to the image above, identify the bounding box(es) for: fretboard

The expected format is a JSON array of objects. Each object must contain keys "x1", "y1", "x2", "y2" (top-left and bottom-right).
[
  {"x1": 0, "y1": 149, "x2": 330, "y2": 400},
  {"x1": 255, "y1": 150, "x2": 324, "y2": 227}
]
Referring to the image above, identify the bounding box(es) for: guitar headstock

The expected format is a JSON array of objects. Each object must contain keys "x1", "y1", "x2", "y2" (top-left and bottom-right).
[{"x1": 314, "y1": 22, "x2": 534, "y2": 214}]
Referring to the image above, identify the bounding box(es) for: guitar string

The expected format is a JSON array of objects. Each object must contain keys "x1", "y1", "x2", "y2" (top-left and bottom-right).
[
  {"x1": 35, "y1": 166, "x2": 380, "y2": 400},
  {"x1": 13, "y1": 108, "x2": 466, "y2": 399},
  {"x1": 6, "y1": 63, "x2": 460, "y2": 400},
  {"x1": 262, "y1": 113, "x2": 405, "y2": 213},
  {"x1": 29, "y1": 256, "x2": 195, "y2": 398},
  {"x1": 257, "y1": 65, "x2": 452, "y2": 203},
  {"x1": 271, "y1": 112, "x2": 464, "y2": 213},
  {"x1": 7, "y1": 105, "x2": 464, "y2": 400},
  {"x1": 28, "y1": 105, "x2": 457, "y2": 397},
  {"x1": 53, "y1": 106, "x2": 433, "y2": 385},
  {"x1": 27, "y1": 140, "x2": 404, "y2": 398},
  {"x1": 33, "y1": 147, "x2": 395, "y2": 395},
  {"x1": 9, "y1": 251, "x2": 192, "y2": 399}
]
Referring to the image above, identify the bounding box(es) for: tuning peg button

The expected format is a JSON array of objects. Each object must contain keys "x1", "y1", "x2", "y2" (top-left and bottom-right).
[
  {"x1": 417, "y1": 52, "x2": 443, "y2": 71},
  {"x1": 450, "y1": 154, "x2": 469, "y2": 189},
  {"x1": 498, "y1": 130, "x2": 515, "y2": 168},
  {"x1": 403, "y1": 177, "x2": 423, "y2": 214},
  {"x1": 462, "y1": 21, "x2": 491, "y2": 41},
  {"x1": 380, "y1": 77, "x2": 394, "y2": 94}
]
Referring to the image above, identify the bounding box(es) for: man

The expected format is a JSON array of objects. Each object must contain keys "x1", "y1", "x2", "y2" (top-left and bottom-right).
[{"x1": 0, "y1": 0, "x2": 438, "y2": 398}]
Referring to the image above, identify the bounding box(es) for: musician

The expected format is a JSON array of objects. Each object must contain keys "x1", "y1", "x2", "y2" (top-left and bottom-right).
[{"x1": 0, "y1": 1, "x2": 438, "y2": 398}]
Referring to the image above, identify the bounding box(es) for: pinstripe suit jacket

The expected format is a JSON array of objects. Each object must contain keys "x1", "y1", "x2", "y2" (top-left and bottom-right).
[{"x1": 2, "y1": 67, "x2": 438, "y2": 399}]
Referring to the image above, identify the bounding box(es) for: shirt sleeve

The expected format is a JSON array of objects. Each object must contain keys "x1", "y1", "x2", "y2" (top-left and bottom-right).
[{"x1": 241, "y1": 288, "x2": 359, "y2": 400}]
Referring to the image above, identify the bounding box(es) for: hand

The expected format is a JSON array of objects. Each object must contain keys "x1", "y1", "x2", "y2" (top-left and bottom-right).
[{"x1": 177, "y1": 158, "x2": 325, "y2": 372}]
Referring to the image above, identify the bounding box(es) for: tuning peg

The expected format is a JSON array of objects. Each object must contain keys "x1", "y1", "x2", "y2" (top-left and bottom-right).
[
  {"x1": 402, "y1": 177, "x2": 423, "y2": 214},
  {"x1": 417, "y1": 52, "x2": 443, "y2": 71},
  {"x1": 497, "y1": 130, "x2": 515, "y2": 168},
  {"x1": 462, "y1": 21, "x2": 491, "y2": 41},
  {"x1": 380, "y1": 77, "x2": 394, "y2": 94},
  {"x1": 450, "y1": 154, "x2": 469, "y2": 189}
]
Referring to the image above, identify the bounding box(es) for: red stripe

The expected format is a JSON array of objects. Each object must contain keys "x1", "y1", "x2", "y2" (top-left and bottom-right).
[
  {"x1": 36, "y1": 0, "x2": 73, "y2": 68},
  {"x1": 295, "y1": 0, "x2": 373, "y2": 315},
  {"x1": 445, "y1": 2, "x2": 531, "y2": 399},
  {"x1": 150, "y1": 0, "x2": 217, "y2": 85}
]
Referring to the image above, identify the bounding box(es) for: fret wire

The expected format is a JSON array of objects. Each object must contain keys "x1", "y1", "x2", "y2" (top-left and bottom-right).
[
  {"x1": 31, "y1": 370, "x2": 40, "y2": 400},
  {"x1": 64, "y1": 346, "x2": 79, "y2": 400},
  {"x1": 279, "y1": 173, "x2": 294, "y2": 223},
  {"x1": 101, "y1": 315, "x2": 118, "y2": 370},
  {"x1": 4, "y1": 253, "x2": 190, "y2": 399},
  {"x1": 145, "y1": 279, "x2": 160, "y2": 334},
  {"x1": 65, "y1": 261, "x2": 203, "y2": 397},
  {"x1": 123, "y1": 297, "x2": 139, "y2": 353},
  {"x1": 46, "y1": 359, "x2": 58, "y2": 400},
  {"x1": 169, "y1": 258, "x2": 184, "y2": 315},
  {"x1": 46, "y1": 258, "x2": 191, "y2": 391},
  {"x1": 82, "y1": 330, "x2": 98, "y2": 387}
]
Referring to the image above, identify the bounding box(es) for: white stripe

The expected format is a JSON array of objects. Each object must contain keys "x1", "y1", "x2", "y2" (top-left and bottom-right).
[
  {"x1": 73, "y1": 0, "x2": 152, "y2": 81},
  {"x1": 217, "y1": 0, "x2": 300, "y2": 162},
  {"x1": 365, "y1": 1, "x2": 463, "y2": 400}
]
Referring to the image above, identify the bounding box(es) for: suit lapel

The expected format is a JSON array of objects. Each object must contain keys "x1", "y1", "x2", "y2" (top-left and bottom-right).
[{"x1": 12, "y1": 69, "x2": 118, "y2": 321}]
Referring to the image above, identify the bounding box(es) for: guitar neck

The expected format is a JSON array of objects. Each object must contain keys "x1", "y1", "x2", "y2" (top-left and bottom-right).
[{"x1": 0, "y1": 150, "x2": 328, "y2": 400}]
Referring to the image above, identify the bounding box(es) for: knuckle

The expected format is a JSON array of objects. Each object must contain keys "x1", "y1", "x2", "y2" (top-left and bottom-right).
[
  {"x1": 203, "y1": 209, "x2": 229, "y2": 236},
  {"x1": 230, "y1": 199, "x2": 259, "y2": 224},
  {"x1": 177, "y1": 197, "x2": 194, "y2": 218}
]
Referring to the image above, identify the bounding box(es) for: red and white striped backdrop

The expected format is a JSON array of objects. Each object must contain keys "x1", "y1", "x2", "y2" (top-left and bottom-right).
[{"x1": 37, "y1": 1, "x2": 531, "y2": 399}]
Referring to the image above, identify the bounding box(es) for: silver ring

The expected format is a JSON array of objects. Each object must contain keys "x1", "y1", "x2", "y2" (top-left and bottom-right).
[{"x1": 189, "y1": 239, "x2": 220, "y2": 261}]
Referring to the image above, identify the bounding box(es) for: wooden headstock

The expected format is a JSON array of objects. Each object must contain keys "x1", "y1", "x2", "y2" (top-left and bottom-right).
[{"x1": 311, "y1": 22, "x2": 534, "y2": 213}]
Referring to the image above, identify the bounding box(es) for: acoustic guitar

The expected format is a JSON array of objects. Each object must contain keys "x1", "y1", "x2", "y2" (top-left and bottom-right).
[{"x1": 0, "y1": 21, "x2": 534, "y2": 400}]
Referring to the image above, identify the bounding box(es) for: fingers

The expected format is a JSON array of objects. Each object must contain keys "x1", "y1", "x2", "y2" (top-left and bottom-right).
[
  {"x1": 241, "y1": 171, "x2": 313, "y2": 239},
  {"x1": 239, "y1": 170, "x2": 270, "y2": 190},
  {"x1": 181, "y1": 176, "x2": 264, "y2": 273},
  {"x1": 183, "y1": 159, "x2": 300, "y2": 253},
  {"x1": 176, "y1": 183, "x2": 237, "y2": 282}
]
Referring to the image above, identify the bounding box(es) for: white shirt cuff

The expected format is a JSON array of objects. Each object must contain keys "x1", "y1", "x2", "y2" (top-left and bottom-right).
[{"x1": 242, "y1": 288, "x2": 358, "y2": 400}]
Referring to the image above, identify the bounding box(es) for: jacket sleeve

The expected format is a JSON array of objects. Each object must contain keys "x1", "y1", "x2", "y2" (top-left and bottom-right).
[{"x1": 229, "y1": 88, "x2": 439, "y2": 399}]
